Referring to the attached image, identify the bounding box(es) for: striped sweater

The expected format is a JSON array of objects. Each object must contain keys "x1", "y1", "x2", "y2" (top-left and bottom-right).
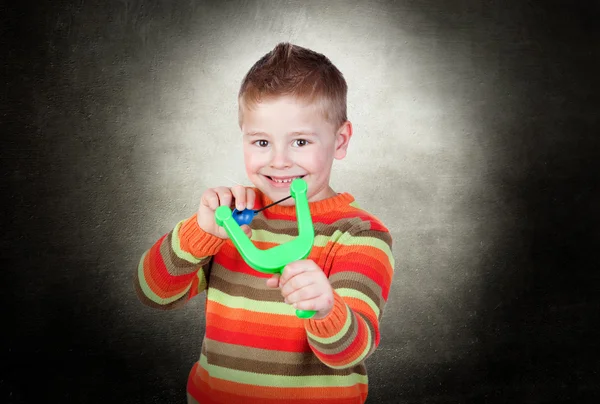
[{"x1": 134, "y1": 189, "x2": 395, "y2": 404}]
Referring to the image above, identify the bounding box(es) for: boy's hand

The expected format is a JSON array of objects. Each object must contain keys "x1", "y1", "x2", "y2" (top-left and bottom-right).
[
  {"x1": 266, "y1": 260, "x2": 334, "y2": 320},
  {"x1": 197, "y1": 185, "x2": 255, "y2": 240}
]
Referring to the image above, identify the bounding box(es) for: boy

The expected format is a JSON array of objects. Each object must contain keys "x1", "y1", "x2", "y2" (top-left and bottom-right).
[{"x1": 134, "y1": 42, "x2": 395, "y2": 404}]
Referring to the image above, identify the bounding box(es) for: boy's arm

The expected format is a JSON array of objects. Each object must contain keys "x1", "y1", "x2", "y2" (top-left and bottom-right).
[
  {"x1": 133, "y1": 213, "x2": 226, "y2": 310},
  {"x1": 304, "y1": 228, "x2": 394, "y2": 369}
]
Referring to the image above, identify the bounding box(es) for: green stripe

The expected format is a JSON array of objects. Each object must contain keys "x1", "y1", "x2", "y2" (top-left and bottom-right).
[
  {"x1": 336, "y1": 288, "x2": 380, "y2": 318},
  {"x1": 171, "y1": 220, "x2": 203, "y2": 264},
  {"x1": 199, "y1": 354, "x2": 368, "y2": 387},
  {"x1": 137, "y1": 251, "x2": 191, "y2": 304},
  {"x1": 208, "y1": 288, "x2": 292, "y2": 315},
  {"x1": 252, "y1": 229, "x2": 392, "y2": 265},
  {"x1": 251, "y1": 229, "x2": 344, "y2": 248},
  {"x1": 306, "y1": 304, "x2": 352, "y2": 344},
  {"x1": 197, "y1": 268, "x2": 207, "y2": 293}
]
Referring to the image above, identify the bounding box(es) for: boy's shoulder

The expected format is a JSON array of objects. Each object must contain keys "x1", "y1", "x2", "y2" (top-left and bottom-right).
[{"x1": 336, "y1": 194, "x2": 391, "y2": 236}]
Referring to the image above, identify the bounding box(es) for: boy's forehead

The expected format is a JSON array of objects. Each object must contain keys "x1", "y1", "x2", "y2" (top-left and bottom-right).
[
  {"x1": 242, "y1": 120, "x2": 322, "y2": 137},
  {"x1": 241, "y1": 108, "x2": 326, "y2": 135},
  {"x1": 241, "y1": 98, "x2": 335, "y2": 135}
]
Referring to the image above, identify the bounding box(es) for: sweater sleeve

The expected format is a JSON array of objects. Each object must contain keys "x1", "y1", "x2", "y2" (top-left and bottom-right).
[
  {"x1": 133, "y1": 213, "x2": 226, "y2": 310},
  {"x1": 304, "y1": 228, "x2": 394, "y2": 369}
]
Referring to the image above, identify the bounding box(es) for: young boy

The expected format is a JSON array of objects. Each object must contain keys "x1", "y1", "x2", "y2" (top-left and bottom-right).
[{"x1": 134, "y1": 42, "x2": 395, "y2": 404}]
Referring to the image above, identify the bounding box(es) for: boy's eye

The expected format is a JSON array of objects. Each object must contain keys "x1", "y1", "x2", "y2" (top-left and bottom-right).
[
  {"x1": 256, "y1": 140, "x2": 269, "y2": 147},
  {"x1": 294, "y1": 139, "x2": 308, "y2": 147}
]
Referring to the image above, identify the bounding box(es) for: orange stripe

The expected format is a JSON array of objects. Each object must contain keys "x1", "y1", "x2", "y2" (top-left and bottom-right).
[
  {"x1": 305, "y1": 293, "x2": 348, "y2": 338},
  {"x1": 206, "y1": 300, "x2": 302, "y2": 328},
  {"x1": 188, "y1": 362, "x2": 368, "y2": 401},
  {"x1": 206, "y1": 311, "x2": 306, "y2": 341}
]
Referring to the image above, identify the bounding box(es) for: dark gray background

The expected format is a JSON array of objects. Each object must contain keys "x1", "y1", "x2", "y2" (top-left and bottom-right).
[{"x1": 2, "y1": 0, "x2": 599, "y2": 403}]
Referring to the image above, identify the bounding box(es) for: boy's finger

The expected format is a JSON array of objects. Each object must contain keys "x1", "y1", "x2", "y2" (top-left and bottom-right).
[
  {"x1": 280, "y1": 272, "x2": 316, "y2": 298},
  {"x1": 231, "y1": 185, "x2": 246, "y2": 211},
  {"x1": 285, "y1": 287, "x2": 321, "y2": 305},
  {"x1": 246, "y1": 188, "x2": 256, "y2": 210},
  {"x1": 213, "y1": 187, "x2": 233, "y2": 208},
  {"x1": 241, "y1": 225, "x2": 252, "y2": 238},
  {"x1": 202, "y1": 190, "x2": 219, "y2": 210},
  {"x1": 279, "y1": 261, "x2": 312, "y2": 285}
]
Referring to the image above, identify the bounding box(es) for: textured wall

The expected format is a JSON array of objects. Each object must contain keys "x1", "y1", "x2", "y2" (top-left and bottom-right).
[{"x1": 3, "y1": 0, "x2": 599, "y2": 403}]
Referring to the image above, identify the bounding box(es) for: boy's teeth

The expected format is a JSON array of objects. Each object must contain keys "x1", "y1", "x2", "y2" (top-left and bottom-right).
[{"x1": 272, "y1": 176, "x2": 300, "y2": 183}]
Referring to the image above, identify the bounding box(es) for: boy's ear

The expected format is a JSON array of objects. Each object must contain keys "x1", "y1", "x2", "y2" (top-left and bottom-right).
[{"x1": 334, "y1": 121, "x2": 353, "y2": 160}]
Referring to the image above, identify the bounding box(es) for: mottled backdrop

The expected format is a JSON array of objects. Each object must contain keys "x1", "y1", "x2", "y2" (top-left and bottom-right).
[{"x1": 2, "y1": 0, "x2": 599, "y2": 403}]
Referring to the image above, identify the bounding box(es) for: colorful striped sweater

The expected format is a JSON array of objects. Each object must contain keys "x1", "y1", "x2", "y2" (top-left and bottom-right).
[{"x1": 134, "y1": 189, "x2": 395, "y2": 404}]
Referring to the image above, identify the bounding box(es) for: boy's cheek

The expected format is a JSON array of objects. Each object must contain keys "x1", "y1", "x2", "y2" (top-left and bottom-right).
[{"x1": 244, "y1": 155, "x2": 267, "y2": 172}]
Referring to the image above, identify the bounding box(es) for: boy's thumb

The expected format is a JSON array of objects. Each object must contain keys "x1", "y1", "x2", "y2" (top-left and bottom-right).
[{"x1": 266, "y1": 274, "x2": 280, "y2": 288}]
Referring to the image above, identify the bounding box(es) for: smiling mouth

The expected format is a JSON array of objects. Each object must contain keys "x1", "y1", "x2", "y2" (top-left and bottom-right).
[{"x1": 265, "y1": 175, "x2": 306, "y2": 183}]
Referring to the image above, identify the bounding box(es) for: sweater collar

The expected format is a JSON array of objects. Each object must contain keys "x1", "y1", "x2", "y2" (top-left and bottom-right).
[{"x1": 254, "y1": 188, "x2": 354, "y2": 217}]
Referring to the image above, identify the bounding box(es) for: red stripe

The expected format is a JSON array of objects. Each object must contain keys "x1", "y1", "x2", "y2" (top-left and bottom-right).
[
  {"x1": 206, "y1": 311, "x2": 305, "y2": 340},
  {"x1": 147, "y1": 235, "x2": 197, "y2": 290},
  {"x1": 186, "y1": 273, "x2": 201, "y2": 301},
  {"x1": 213, "y1": 243, "x2": 271, "y2": 277},
  {"x1": 205, "y1": 325, "x2": 310, "y2": 352},
  {"x1": 334, "y1": 248, "x2": 391, "y2": 280},
  {"x1": 330, "y1": 259, "x2": 389, "y2": 300}
]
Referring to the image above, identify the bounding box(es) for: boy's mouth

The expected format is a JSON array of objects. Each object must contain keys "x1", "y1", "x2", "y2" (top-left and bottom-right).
[{"x1": 264, "y1": 175, "x2": 306, "y2": 184}]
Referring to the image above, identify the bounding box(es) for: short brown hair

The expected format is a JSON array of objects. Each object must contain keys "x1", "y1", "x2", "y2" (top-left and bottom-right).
[{"x1": 238, "y1": 42, "x2": 348, "y2": 130}]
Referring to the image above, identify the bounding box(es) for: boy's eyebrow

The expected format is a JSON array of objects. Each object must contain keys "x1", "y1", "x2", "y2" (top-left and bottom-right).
[
  {"x1": 245, "y1": 131, "x2": 316, "y2": 137},
  {"x1": 290, "y1": 131, "x2": 316, "y2": 137}
]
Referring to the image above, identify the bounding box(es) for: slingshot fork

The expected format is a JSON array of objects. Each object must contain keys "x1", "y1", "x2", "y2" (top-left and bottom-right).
[{"x1": 214, "y1": 178, "x2": 316, "y2": 319}]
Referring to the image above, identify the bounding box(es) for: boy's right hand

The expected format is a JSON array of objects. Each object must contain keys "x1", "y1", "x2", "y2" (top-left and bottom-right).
[{"x1": 197, "y1": 185, "x2": 256, "y2": 240}]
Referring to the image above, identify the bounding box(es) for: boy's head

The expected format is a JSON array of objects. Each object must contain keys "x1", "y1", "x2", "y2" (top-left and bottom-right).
[{"x1": 238, "y1": 42, "x2": 353, "y2": 205}]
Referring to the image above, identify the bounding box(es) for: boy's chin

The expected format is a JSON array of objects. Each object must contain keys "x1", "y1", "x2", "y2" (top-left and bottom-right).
[
  {"x1": 275, "y1": 198, "x2": 297, "y2": 207},
  {"x1": 261, "y1": 188, "x2": 295, "y2": 205}
]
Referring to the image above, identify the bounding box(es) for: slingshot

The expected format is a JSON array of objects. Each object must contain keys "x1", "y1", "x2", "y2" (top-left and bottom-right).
[{"x1": 214, "y1": 178, "x2": 316, "y2": 319}]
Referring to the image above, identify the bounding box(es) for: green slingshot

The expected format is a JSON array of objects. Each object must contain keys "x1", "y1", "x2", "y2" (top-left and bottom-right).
[{"x1": 214, "y1": 178, "x2": 316, "y2": 319}]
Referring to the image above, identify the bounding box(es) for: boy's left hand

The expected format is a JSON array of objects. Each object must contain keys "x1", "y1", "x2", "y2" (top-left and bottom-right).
[{"x1": 266, "y1": 260, "x2": 334, "y2": 320}]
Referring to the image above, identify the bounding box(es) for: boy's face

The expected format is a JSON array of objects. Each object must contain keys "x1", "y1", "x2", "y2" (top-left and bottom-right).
[{"x1": 240, "y1": 96, "x2": 351, "y2": 206}]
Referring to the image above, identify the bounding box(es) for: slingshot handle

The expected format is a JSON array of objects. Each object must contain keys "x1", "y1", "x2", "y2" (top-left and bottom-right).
[{"x1": 296, "y1": 309, "x2": 316, "y2": 319}]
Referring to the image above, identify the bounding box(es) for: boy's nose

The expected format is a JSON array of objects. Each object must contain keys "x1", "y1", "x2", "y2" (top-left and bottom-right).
[{"x1": 269, "y1": 149, "x2": 292, "y2": 168}]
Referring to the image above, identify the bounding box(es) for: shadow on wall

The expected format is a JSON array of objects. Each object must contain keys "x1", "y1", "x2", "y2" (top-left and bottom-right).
[
  {"x1": 3, "y1": 1, "x2": 206, "y2": 402},
  {"x1": 3, "y1": 1, "x2": 599, "y2": 403},
  {"x1": 470, "y1": 3, "x2": 599, "y2": 403},
  {"x1": 366, "y1": 1, "x2": 599, "y2": 403}
]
